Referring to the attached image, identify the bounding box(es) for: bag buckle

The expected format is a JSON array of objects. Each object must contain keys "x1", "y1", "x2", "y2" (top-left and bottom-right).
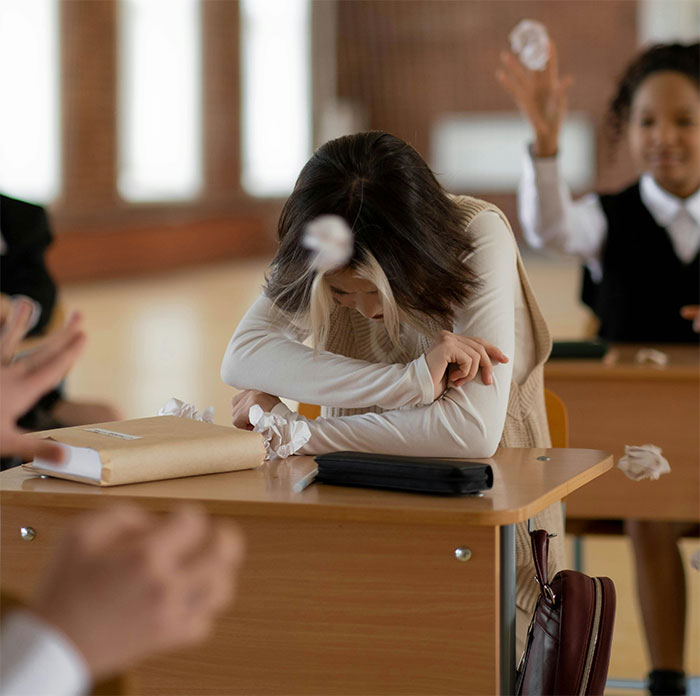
[
  {"x1": 543, "y1": 584, "x2": 556, "y2": 604},
  {"x1": 533, "y1": 575, "x2": 557, "y2": 605}
]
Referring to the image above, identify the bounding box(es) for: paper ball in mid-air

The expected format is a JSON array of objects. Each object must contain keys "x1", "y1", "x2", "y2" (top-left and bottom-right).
[{"x1": 509, "y1": 19, "x2": 550, "y2": 71}]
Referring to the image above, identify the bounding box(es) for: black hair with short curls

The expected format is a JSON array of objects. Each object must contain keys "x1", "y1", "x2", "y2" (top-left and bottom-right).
[
  {"x1": 265, "y1": 131, "x2": 480, "y2": 327},
  {"x1": 607, "y1": 41, "x2": 700, "y2": 143}
]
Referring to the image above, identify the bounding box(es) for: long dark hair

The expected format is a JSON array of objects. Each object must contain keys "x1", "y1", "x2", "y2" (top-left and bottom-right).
[
  {"x1": 607, "y1": 41, "x2": 700, "y2": 144},
  {"x1": 265, "y1": 131, "x2": 479, "y2": 330}
]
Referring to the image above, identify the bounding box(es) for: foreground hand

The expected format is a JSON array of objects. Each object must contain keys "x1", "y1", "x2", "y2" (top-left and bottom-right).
[
  {"x1": 231, "y1": 390, "x2": 282, "y2": 430},
  {"x1": 425, "y1": 331, "x2": 509, "y2": 398},
  {"x1": 0, "y1": 302, "x2": 85, "y2": 462},
  {"x1": 495, "y1": 39, "x2": 573, "y2": 157},
  {"x1": 31, "y1": 504, "x2": 245, "y2": 680},
  {"x1": 681, "y1": 305, "x2": 700, "y2": 333}
]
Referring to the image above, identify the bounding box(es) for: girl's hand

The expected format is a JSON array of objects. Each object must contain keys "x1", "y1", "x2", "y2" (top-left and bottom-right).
[
  {"x1": 495, "y1": 39, "x2": 573, "y2": 157},
  {"x1": 424, "y1": 331, "x2": 509, "y2": 399},
  {"x1": 231, "y1": 390, "x2": 282, "y2": 430},
  {"x1": 1, "y1": 304, "x2": 86, "y2": 463}
]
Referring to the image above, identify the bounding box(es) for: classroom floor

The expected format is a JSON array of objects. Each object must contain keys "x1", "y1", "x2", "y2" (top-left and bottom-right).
[{"x1": 60, "y1": 251, "x2": 699, "y2": 692}]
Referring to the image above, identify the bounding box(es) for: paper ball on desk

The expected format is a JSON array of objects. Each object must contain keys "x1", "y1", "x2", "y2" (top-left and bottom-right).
[
  {"x1": 158, "y1": 397, "x2": 214, "y2": 423},
  {"x1": 691, "y1": 549, "x2": 700, "y2": 572},
  {"x1": 617, "y1": 444, "x2": 671, "y2": 481},
  {"x1": 509, "y1": 20, "x2": 550, "y2": 71},
  {"x1": 249, "y1": 404, "x2": 311, "y2": 461},
  {"x1": 634, "y1": 348, "x2": 669, "y2": 367}
]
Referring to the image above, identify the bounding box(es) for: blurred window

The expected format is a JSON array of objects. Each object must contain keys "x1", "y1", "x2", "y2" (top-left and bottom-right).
[
  {"x1": 638, "y1": 0, "x2": 700, "y2": 45},
  {"x1": 240, "y1": 0, "x2": 311, "y2": 197},
  {"x1": 0, "y1": 0, "x2": 60, "y2": 203},
  {"x1": 118, "y1": 0, "x2": 202, "y2": 202}
]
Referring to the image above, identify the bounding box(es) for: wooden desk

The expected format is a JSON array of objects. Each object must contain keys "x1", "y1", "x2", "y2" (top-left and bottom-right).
[
  {"x1": 545, "y1": 345, "x2": 699, "y2": 522},
  {"x1": 1, "y1": 448, "x2": 611, "y2": 695}
]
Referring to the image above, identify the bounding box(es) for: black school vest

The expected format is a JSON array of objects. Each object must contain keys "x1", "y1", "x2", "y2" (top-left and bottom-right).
[{"x1": 581, "y1": 182, "x2": 699, "y2": 343}]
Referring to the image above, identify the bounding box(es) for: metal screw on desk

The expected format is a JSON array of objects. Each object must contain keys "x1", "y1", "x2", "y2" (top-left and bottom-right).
[
  {"x1": 20, "y1": 527, "x2": 36, "y2": 542},
  {"x1": 537, "y1": 456, "x2": 551, "y2": 461},
  {"x1": 454, "y1": 547, "x2": 472, "y2": 562}
]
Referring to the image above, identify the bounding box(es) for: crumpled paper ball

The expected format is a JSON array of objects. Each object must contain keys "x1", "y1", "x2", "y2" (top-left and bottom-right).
[
  {"x1": 249, "y1": 404, "x2": 311, "y2": 460},
  {"x1": 158, "y1": 397, "x2": 214, "y2": 423},
  {"x1": 690, "y1": 549, "x2": 700, "y2": 570},
  {"x1": 509, "y1": 19, "x2": 550, "y2": 71},
  {"x1": 691, "y1": 549, "x2": 700, "y2": 572},
  {"x1": 617, "y1": 444, "x2": 671, "y2": 481},
  {"x1": 302, "y1": 215, "x2": 353, "y2": 272},
  {"x1": 634, "y1": 348, "x2": 668, "y2": 366}
]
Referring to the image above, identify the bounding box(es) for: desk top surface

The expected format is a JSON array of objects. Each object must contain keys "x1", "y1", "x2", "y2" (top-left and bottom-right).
[
  {"x1": 1, "y1": 448, "x2": 612, "y2": 526},
  {"x1": 545, "y1": 344, "x2": 699, "y2": 382}
]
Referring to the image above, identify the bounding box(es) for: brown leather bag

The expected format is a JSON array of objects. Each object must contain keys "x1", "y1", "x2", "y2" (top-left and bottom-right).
[{"x1": 516, "y1": 529, "x2": 616, "y2": 695}]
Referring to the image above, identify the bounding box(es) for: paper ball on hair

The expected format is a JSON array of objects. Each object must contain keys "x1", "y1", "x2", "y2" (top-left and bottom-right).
[{"x1": 302, "y1": 215, "x2": 354, "y2": 272}]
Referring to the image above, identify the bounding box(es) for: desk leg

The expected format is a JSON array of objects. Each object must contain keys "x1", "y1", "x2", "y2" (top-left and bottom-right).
[{"x1": 500, "y1": 524, "x2": 516, "y2": 695}]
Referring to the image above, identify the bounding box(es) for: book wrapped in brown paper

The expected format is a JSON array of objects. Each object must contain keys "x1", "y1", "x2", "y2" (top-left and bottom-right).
[{"x1": 23, "y1": 416, "x2": 265, "y2": 486}]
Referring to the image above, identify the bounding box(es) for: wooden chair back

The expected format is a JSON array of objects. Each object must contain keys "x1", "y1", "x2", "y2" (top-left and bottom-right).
[
  {"x1": 544, "y1": 388, "x2": 569, "y2": 448},
  {"x1": 297, "y1": 402, "x2": 321, "y2": 420}
]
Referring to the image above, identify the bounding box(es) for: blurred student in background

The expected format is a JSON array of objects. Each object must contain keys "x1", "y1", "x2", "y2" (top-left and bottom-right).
[
  {"x1": 0, "y1": 302, "x2": 245, "y2": 696},
  {"x1": 498, "y1": 39, "x2": 699, "y2": 695},
  {"x1": 497, "y1": 41, "x2": 699, "y2": 343},
  {"x1": 0, "y1": 193, "x2": 121, "y2": 466}
]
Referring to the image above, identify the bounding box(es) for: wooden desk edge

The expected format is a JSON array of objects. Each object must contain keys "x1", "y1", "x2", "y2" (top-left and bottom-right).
[
  {"x1": 512, "y1": 451, "x2": 614, "y2": 523},
  {"x1": 0, "y1": 452, "x2": 614, "y2": 527}
]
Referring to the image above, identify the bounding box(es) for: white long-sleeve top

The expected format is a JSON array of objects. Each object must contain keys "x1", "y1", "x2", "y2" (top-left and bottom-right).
[
  {"x1": 221, "y1": 211, "x2": 536, "y2": 458},
  {"x1": 518, "y1": 149, "x2": 700, "y2": 282},
  {"x1": 0, "y1": 610, "x2": 89, "y2": 696}
]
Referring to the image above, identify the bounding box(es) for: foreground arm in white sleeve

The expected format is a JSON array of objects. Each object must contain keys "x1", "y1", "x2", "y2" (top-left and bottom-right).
[
  {"x1": 273, "y1": 211, "x2": 517, "y2": 458},
  {"x1": 221, "y1": 294, "x2": 435, "y2": 411},
  {"x1": 518, "y1": 147, "x2": 608, "y2": 265},
  {"x1": 0, "y1": 610, "x2": 90, "y2": 696}
]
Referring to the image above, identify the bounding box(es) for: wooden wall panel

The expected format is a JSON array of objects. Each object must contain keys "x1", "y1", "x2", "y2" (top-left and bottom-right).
[
  {"x1": 59, "y1": 0, "x2": 119, "y2": 209},
  {"x1": 46, "y1": 216, "x2": 273, "y2": 284},
  {"x1": 203, "y1": 0, "x2": 241, "y2": 197}
]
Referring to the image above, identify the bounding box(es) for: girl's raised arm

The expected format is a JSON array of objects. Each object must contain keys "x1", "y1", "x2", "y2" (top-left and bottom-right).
[
  {"x1": 497, "y1": 38, "x2": 607, "y2": 263},
  {"x1": 517, "y1": 154, "x2": 607, "y2": 263}
]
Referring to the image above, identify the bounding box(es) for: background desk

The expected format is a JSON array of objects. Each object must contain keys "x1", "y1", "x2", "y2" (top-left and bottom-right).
[
  {"x1": 1, "y1": 448, "x2": 611, "y2": 694},
  {"x1": 545, "y1": 345, "x2": 699, "y2": 522}
]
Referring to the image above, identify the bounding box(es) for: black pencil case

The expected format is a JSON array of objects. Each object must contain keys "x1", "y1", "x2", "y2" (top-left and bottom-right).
[
  {"x1": 549, "y1": 339, "x2": 608, "y2": 360},
  {"x1": 314, "y1": 451, "x2": 493, "y2": 495}
]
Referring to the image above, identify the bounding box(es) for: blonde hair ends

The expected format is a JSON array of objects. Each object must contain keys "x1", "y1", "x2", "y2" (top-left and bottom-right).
[{"x1": 305, "y1": 250, "x2": 403, "y2": 354}]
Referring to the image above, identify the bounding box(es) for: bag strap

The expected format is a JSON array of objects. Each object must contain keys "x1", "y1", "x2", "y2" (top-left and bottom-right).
[{"x1": 529, "y1": 528, "x2": 556, "y2": 605}]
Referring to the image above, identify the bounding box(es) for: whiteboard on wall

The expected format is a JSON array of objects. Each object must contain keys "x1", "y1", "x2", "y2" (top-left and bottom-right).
[{"x1": 431, "y1": 112, "x2": 595, "y2": 193}]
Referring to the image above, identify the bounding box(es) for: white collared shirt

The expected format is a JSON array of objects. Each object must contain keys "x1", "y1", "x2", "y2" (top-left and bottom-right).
[{"x1": 518, "y1": 147, "x2": 700, "y2": 282}]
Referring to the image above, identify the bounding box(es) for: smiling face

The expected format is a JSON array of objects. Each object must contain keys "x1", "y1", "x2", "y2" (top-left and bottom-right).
[
  {"x1": 627, "y1": 71, "x2": 700, "y2": 198},
  {"x1": 325, "y1": 268, "x2": 384, "y2": 321}
]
